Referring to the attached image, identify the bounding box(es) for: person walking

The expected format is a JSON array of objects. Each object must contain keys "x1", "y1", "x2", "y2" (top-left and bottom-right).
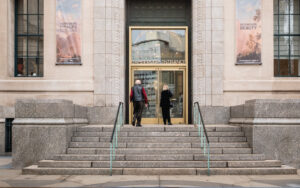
[
  {"x1": 160, "y1": 84, "x2": 173, "y2": 125},
  {"x1": 130, "y1": 80, "x2": 148, "y2": 127}
]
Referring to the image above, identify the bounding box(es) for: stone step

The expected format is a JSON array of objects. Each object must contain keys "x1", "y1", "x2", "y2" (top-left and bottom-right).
[
  {"x1": 69, "y1": 142, "x2": 249, "y2": 148},
  {"x1": 73, "y1": 131, "x2": 244, "y2": 137},
  {"x1": 53, "y1": 154, "x2": 265, "y2": 162},
  {"x1": 194, "y1": 154, "x2": 265, "y2": 161},
  {"x1": 67, "y1": 148, "x2": 223, "y2": 155},
  {"x1": 98, "y1": 136, "x2": 246, "y2": 143},
  {"x1": 38, "y1": 160, "x2": 226, "y2": 168},
  {"x1": 76, "y1": 125, "x2": 242, "y2": 133},
  {"x1": 67, "y1": 147, "x2": 252, "y2": 155},
  {"x1": 227, "y1": 160, "x2": 282, "y2": 168},
  {"x1": 23, "y1": 165, "x2": 297, "y2": 175}
]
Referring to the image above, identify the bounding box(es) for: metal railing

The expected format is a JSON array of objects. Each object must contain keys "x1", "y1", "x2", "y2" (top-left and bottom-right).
[
  {"x1": 193, "y1": 102, "x2": 210, "y2": 175},
  {"x1": 110, "y1": 102, "x2": 124, "y2": 176}
]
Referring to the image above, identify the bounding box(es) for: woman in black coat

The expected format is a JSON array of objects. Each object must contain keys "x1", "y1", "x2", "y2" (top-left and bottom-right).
[{"x1": 160, "y1": 84, "x2": 173, "y2": 125}]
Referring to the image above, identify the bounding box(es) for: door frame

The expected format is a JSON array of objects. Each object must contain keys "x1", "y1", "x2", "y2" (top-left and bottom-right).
[
  {"x1": 128, "y1": 26, "x2": 189, "y2": 124},
  {"x1": 130, "y1": 67, "x2": 187, "y2": 124}
]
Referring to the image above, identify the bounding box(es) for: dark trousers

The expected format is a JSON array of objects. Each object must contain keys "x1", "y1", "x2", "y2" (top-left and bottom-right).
[
  {"x1": 133, "y1": 101, "x2": 144, "y2": 125},
  {"x1": 162, "y1": 107, "x2": 171, "y2": 124}
]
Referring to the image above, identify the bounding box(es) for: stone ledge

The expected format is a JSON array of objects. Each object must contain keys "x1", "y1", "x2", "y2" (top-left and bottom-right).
[
  {"x1": 0, "y1": 119, "x2": 5, "y2": 123},
  {"x1": 13, "y1": 118, "x2": 88, "y2": 125},
  {"x1": 230, "y1": 118, "x2": 300, "y2": 125}
]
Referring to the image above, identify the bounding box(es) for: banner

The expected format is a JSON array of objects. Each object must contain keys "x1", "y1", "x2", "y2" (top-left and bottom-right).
[
  {"x1": 236, "y1": 0, "x2": 261, "y2": 65},
  {"x1": 56, "y1": 0, "x2": 81, "y2": 65}
]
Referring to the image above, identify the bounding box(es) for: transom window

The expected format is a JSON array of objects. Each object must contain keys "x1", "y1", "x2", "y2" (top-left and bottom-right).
[
  {"x1": 274, "y1": 0, "x2": 300, "y2": 77},
  {"x1": 15, "y1": 0, "x2": 44, "y2": 77}
]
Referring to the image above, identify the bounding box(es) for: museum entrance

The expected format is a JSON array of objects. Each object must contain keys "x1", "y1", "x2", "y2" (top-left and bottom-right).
[
  {"x1": 126, "y1": 0, "x2": 191, "y2": 124},
  {"x1": 129, "y1": 27, "x2": 188, "y2": 124}
]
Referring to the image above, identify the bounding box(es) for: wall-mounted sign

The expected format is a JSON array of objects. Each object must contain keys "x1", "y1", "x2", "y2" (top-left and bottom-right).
[
  {"x1": 236, "y1": 0, "x2": 262, "y2": 65},
  {"x1": 56, "y1": 0, "x2": 82, "y2": 65}
]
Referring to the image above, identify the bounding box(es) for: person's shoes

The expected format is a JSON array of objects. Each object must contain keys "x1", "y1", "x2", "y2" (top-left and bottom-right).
[
  {"x1": 132, "y1": 120, "x2": 135, "y2": 126},
  {"x1": 136, "y1": 124, "x2": 142, "y2": 127},
  {"x1": 168, "y1": 122, "x2": 172, "y2": 125}
]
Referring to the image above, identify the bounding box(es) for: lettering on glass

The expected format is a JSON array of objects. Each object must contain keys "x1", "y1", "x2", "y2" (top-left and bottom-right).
[
  {"x1": 236, "y1": 0, "x2": 262, "y2": 65},
  {"x1": 131, "y1": 30, "x2": 186, "y2": 65},
  {"x1": 56, "y1": 0, "x2": 81, "y2": 65}
]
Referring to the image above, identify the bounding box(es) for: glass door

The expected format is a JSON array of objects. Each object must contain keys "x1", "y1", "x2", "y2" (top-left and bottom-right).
[{"x1": 131, "y1": 68, "x2": 186, "y2": 124}]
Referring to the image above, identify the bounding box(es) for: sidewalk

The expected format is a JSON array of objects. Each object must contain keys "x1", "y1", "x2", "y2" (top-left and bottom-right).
[{"x1": 0, "y1": 157, "x2": 299, "y2": 187}]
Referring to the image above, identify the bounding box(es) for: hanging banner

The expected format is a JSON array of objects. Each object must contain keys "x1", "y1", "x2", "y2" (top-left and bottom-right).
[
  {"x1": 56, "y1": 0, "x2": 81, "y2": 65},
  {"x1": 236, "y1": 0, "x2": 262, "y2": 65}
]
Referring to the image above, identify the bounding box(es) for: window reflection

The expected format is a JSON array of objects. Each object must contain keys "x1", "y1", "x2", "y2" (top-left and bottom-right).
[{"x1": 131, "y1": 29, "x2": 186, "y2": 64}]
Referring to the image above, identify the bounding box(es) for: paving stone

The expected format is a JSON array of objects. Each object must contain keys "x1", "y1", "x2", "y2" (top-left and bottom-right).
[
  {"x1": 38, "y1": 160, "x2": 92, "y2": 168},
  {"x1": 52, "y1": 154, "x2": 125, "y2": 161}
]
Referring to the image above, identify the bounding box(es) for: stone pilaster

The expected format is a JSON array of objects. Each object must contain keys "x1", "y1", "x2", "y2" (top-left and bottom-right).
[
  {"x1": 93, "y1": 0, "x2": 125, "y2": 107},
  {"x1": 192, "y1": 0, "x2": 224, "y2": 106}
]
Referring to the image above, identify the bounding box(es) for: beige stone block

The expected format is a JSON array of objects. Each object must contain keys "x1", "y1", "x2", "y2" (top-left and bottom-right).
[
  {"x1": 94, "y1": 7, "x2": 106, "y2": 19},
  {"x1": 105, "y1": 30, "x2": 112, "y2": 42},
  {"x1": 94, "y1": 19, "x2": 106, "y2": 30},
  {"x1": 212, "y1": 42, "x2": 224, "y2": 53},
  {"x1": 94, "y1": 94, "x2": 106, "y2": 106},
  {"x1": 212, "y1": 95, "x2": 224, "y2": 106},
  {"x1": 212, "y1": 65, "x2": 224, "y2": 78},
  {"x1": 212, "y1": 54, "x2": 224, "y2": 65},
  {"x1": 206, "y1": 94, "x2": 212, "y2": 106},
  {"x1": 205, "y1": 66, "x2": 211, "y2": 78},
  {"x1": 112, "y1": 94, "x2": 120, "y2": 106},
  {"x1": 105, "y1": 54, "x2": 112, "y2": 66},
  {"x1": 94, "y1": 0, "x2": 105, "y2": 7},
  {"x1": 212, "y1": 0, "x2": 224, "y2": 7},
  {"x1": 206, "y1": 42, "x2": 212, "y2": 54},
  {"x1": 212, "y1": 7, "x2": 223, "y2": 19},
  {"x1": 212, "y1": 79, "x2": 223, "y2": 95},
  {"x1": 112, "y1": 8, "x2": 120, "y2": 20},
  {"x1": 212, "y1": 31, "x2": 224, "y2": 42},
  {"x1": 206, "y1": 0, "x2": 212, "y2": 7},
  {"x1": 94, "y1": 30, "x2": 105, "y2": 42},
  {"x1": 205, "y1": 79, "x2": 212, "y2": 95},
  {"x1": 212, "y1": 19, "x2": 224, "y2": 31},
  {"x1": 106, "y1": 19, "x2": 112, "y2": 30},
  {"x1": 105, "y1": 65, "x2": 112, "y2": 78},
  {"x1": 94, "y1": 42, "x2": 106, "y2": 54},
  {"x1": 106, "y1": 42, "x2": 112, "y2": 54},
  {"x1": 198, "y1": 65, "x2": 205, "y2": 78},
  {"x1": 112, "y1": 43, "x2": 121, "y2": 55},
  {"x1": 105, "y1": 94, "x2": 112, "y2": 107},
  {"x1": 106, "y1": 0, "x2": 112, "y2": 7},
  {"x1": 106, "y1": 7, "x2": 112, "y2": 19},
  {"x1": 112, "y1": 30, "x2": 120, "y2": 42}
]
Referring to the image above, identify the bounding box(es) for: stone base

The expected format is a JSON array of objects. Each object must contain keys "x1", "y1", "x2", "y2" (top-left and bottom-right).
[
  {"x1": 88, "y1": 106, "x2": 118, "y2": 125},
  {"x1": 200, "y1": 106, "x2": 230, "y2": 124},
  {"x1": 12, "y1": 123, "x2": 80, "y2": 168},
  {"x1": 253, "y1": 125, "x2": 300, "y2": 169}
]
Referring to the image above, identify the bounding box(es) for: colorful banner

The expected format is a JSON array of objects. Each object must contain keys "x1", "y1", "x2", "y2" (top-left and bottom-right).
[
  {"x1": 236, "y1": 0, "x2": 262, "y2": 65},
  {"x1": 56, "y1": 0, "x2": 81, "y2": 65}
]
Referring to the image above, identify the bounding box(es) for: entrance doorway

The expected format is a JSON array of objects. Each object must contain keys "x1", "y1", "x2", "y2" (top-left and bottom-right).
[
  {"x1": 129, "y1": 27, "x2": 188, "y2": 124},
  {"x1": 126, "y1": 0, "x2": 191, "y2": 124}
]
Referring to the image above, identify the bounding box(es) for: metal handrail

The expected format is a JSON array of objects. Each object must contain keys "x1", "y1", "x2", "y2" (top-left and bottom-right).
[
  {"x1": 194, "y1": 102, "x2": 209, "y2": 144},
  {"x1": 109, "y1": 102, "x2": 124, "y2": 176},
  {"x1": 193, "y1": 102, "x2": 210, "y2": 175}
]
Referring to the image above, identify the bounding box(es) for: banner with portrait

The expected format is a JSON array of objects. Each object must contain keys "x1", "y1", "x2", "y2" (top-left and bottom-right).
[
  {"x1": 236, "y1": 0, "x2": 262, "y2": 65},
  {"x1": 56, "y1": 0, "x2": 81, "y2": 65}
]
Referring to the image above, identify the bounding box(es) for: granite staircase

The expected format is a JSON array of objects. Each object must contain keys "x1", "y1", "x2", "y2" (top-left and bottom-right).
[{"x1": 23, "y1": 124, "x2": 297, "y2": 175}]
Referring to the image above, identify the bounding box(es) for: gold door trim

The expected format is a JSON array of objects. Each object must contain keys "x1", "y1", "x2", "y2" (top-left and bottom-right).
[{"x1": 129, "y1": 26, "x2": 189, "y2": 124}]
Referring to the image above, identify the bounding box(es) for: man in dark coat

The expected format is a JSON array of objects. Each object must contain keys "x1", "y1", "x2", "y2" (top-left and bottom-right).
[{"x1": 130, "y1": 80, "x2": 148, "y2": 127}]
